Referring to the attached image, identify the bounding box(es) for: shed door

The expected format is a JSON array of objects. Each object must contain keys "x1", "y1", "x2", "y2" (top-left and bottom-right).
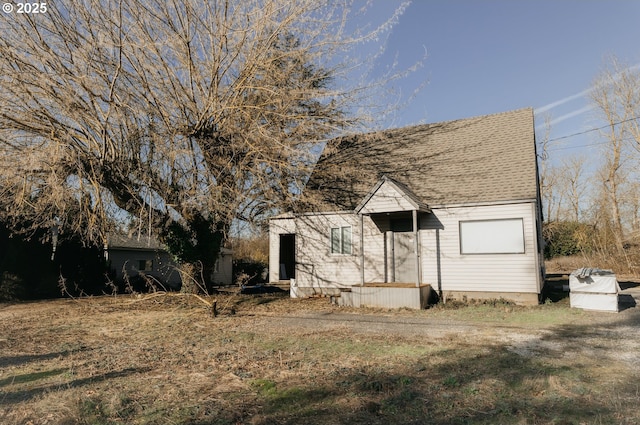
[
  {"x1": 279, "y1": 234, "x2": 295, "y2": 280},
  {"x1": 392, "y1": 232, "x2": 415, "y2": 283}
]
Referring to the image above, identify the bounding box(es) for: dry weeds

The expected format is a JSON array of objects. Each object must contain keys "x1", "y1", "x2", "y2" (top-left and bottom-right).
[{"x1": 1, "y1": 293, "x2": 640, "y2": 424}]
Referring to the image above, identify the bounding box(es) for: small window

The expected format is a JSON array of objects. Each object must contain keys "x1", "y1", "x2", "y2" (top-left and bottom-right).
[
  {"x1": 459, "y1": 218, "x2": 525, "y2": 254},
  {"x1": 138, "y1": 259, "x2": 153, "y2": 272},
  {"x1": 330, "y1": 226, "x2": 352, "y2": 255}
]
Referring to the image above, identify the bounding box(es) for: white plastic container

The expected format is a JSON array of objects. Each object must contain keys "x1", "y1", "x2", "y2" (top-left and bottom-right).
[{"x1": 569, "y1": 268, "x2": 620, "y2": 312}]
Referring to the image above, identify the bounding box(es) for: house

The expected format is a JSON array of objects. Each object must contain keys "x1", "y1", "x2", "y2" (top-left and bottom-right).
[
  {"x1": 106, "y1": 235, "x2": 233, "y2": 290},
  {"x1": 269, "y1": 108, "x2": 545, "y2": 307}
]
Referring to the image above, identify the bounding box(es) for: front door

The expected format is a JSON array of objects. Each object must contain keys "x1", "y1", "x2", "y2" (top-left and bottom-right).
[{"x1": 392, "y1": 232, "x2": 415, "y2": 282}]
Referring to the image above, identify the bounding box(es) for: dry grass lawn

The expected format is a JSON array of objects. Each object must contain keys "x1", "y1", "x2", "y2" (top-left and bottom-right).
[{"x1": 2, "y1": 292, "x2": 640, "y2": 424}]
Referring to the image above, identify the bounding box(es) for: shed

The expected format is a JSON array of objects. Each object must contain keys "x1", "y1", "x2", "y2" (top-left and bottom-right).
[{"x1": 106, "y1": 235, "x2": 233, "y2": 289}]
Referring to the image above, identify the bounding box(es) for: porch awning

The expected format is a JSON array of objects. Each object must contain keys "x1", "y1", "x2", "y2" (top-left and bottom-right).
[{"x1": 355, "y1": 175, "x2": 430, "y2": 215}]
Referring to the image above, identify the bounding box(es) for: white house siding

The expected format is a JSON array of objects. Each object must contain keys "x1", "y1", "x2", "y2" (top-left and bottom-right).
[
  {"x1": 360, "y1": 180, "x2": 415, "y2": 214},
  {"x1": 269, "y1": 201, "x2": 542, "y2": 301},
  {"x1": 294, "y1": 213, "x2": 385, "y2": 292},
  {"x1": 419, "y1": 202, "x2": 541, "y2": 296},
  {"x1": 269, "y1": 213, "x2": 386, "y2": 293}
]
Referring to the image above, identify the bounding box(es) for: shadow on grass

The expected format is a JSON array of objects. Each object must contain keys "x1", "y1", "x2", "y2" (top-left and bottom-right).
[
  {"x1": 619, "y1": 294, "x2": 637, "y2": 310},
  {"x1": 0, "y1": 352, "x2": 71, "y2": 369},
  {"x1": 236, "y1": 346, "x2": 624, "y2": 425},
  {"x1": 542, "y1": 273, "x2": 570, "y2": 303},
  {"x1": 618, "y1": 281, "x2": 640, "y2": 290},
  {"x1": 234, "y1": 318, "x2": 640, "y2": 425},
  {"x1": 0, "y1": 346, "x2": 93, "y2": 369},
  {"x1": 0, "y1": 368, "x2": 67, "y2": 387},
  {"x1": 233, "y1": 293, "x2": 288, "y2": 309},
  {"x1": 0, "y1": 367, "x2": 150, "y2": 406}
]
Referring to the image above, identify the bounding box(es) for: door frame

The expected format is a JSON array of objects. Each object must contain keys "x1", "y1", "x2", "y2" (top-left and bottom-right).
[{"x1": 278, "y1": 233, "x2": 296, "y2": 280}]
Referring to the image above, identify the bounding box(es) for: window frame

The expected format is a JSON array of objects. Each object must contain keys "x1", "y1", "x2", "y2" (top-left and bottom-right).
[
  {"x1": 330, "y1": 226, "x2": 352, "y2": 255},
  {"x1": 459, "y1": 218, "x2": 525, "y2": 255}
]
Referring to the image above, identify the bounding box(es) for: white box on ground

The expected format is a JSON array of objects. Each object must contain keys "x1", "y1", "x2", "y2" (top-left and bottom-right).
[
  {"x1": 569, "y1": 268, "x2": 620, "y2": 312},
  {"x1": 569, "y1": 292, "x2": 619, "y2": 312}
]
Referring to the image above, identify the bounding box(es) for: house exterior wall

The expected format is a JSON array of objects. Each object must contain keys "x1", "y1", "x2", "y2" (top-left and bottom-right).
[
  {"x1": 293, "y1": 213, "x2": 387, "y2": 290},
  {"x1": 269, "y1": 212, "x2": 386, "y2": 292},
  {"x1": 109, "y1": 248, "x2": 182, "y2": 289},
  {"x1": 295, "y1": 212, "x2": 361, "y2": 292},
  {"x1": 420, "y1": 202, "x2": 542, "y2": 298},
  {"x1": 341, "y1": 285, "x2": 432, "y2": 309},
  {"x1": 269, "y1": 201, "x2": 542, "y2": 302},
  {"x1": 212, "y1": 249, "x2": 233, "y2": 286}
]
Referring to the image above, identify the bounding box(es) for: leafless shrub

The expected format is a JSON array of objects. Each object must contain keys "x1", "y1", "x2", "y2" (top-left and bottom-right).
[
  {"x1": 232, "y1": 235, "x2": 269, "y2": 265},
  {"x1": 235, "y1": 272, "x2": 252, "y2": 287},
  {"x1": 57, "y1": 272, "x2": 89, "y2": 299},
  {"x1": 103, "y1": 273, "x2": 119, "y2": 297}
]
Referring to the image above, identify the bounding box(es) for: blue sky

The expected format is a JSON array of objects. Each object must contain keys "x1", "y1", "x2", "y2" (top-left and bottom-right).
[{"x1": 361, "y1": 1, "x2": 640, "y2": 161}]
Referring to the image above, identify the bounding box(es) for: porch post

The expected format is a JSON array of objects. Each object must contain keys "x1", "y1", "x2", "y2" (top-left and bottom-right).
[
  {"x1": 360, "y1": 213, "x2": 365, "y2": 285},
  {"x1": 413, "y1": 209, "x2": 420, "y2": 287}
]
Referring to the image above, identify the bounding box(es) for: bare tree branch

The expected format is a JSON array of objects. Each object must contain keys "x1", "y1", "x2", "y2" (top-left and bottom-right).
[{"x1": 0, "y1": 0, "x2": 422, "y2": 290}]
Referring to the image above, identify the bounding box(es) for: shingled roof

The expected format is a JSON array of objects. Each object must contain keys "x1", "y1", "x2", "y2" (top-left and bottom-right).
[
  {"x1": 107, "y1": 234, "x2": 166, "y2": 250},
  {"x1": 304, "y1": 108, "x2": 538, "y2": 211}
]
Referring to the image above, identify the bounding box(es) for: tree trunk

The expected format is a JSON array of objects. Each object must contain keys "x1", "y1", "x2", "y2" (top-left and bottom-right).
[{"x1": 179, "y1": 263, "x2": 200, "y2": 294}]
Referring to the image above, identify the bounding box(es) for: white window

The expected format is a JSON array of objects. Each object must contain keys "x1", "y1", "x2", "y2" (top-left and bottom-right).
[
  {"x1": 330, "y1": 226, "x2": 352, "y2": 255},
  {"x1": 459, "y1": 218, "x2": 525, "y2": 254}
]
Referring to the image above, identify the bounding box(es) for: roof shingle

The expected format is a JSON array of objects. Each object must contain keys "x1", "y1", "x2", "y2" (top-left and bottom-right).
[{"x1": 304, "y1": 108, "x2": 538, "y2": 211}]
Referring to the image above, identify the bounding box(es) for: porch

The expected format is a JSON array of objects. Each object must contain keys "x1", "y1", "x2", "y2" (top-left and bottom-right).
[
  {"x1": 355, "y1": 175, "x2": 432, "y2": 290},
  {"x1": 336, "y1": 283, "x2": 433, "y2": 309}
]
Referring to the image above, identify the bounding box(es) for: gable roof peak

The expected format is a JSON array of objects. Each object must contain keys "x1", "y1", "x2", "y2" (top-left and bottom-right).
[{"x1": 356, "y1": 175, "x2": 430, "y2": 214}]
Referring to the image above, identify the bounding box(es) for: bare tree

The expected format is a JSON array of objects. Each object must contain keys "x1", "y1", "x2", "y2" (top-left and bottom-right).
[
  {"x1": 626, "y1": 181, "x2": 640, "y2": 236},
  {"x1": 0, "y1": 0, "x2": 419, "y2": 289},
  {"x1": 542, "y1": 165, "x2": 563, "y2": 223},
  {"x1": 537, "y1": 113, "x2": 563, "y2": 222},
  {"x1": 560, "y1": 155, "x2": 588, "y2": 222},
  {"x1": 590, "y1": 58, "x2": 640, "y2": 251}
]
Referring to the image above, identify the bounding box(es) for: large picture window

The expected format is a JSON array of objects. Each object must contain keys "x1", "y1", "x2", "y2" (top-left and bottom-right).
[
  {"x1": 459, "y1": 218, "x2": 525, "y2": 254},
  {"x1": 330, "y1": 226, "x2": 352, "y2": 255}
]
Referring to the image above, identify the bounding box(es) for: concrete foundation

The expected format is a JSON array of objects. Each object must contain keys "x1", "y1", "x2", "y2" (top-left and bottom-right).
[{"x1": 441, "y1": 290, "x2": 539, "y2": 306}]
